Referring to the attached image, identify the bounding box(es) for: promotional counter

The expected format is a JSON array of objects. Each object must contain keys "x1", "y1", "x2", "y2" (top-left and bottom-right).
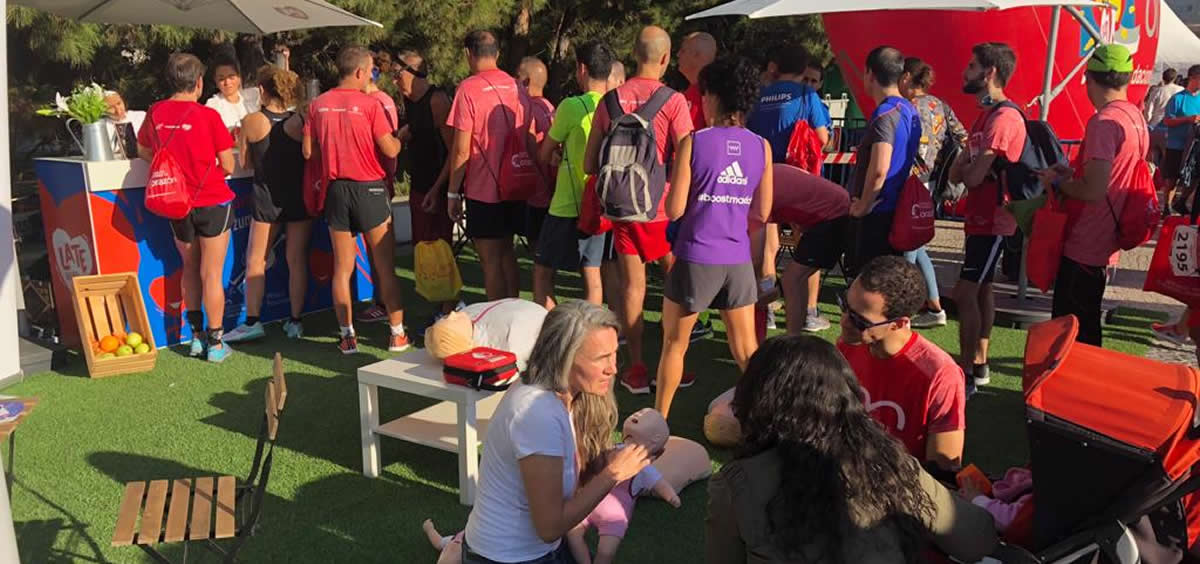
[{"x1": 35, "y1": 157, "x2": 376, "y2": 349}]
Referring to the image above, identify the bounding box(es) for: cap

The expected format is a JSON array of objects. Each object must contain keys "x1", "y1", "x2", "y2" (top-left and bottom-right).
[{"x1": 1087, "y1": 44, "x2": 1133, "y2": 73}]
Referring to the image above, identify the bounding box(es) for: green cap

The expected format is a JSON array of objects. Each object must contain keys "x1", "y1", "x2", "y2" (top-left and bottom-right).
[{"x1": 1087, "y1": 44, "x2": 1134, "y2": 73}]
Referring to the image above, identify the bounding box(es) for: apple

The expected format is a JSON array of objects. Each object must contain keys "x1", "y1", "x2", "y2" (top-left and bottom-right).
[
  {"x1": 98, "y1": 352, "x2": 115, "y2": 359},
  {"x1": 115, "y1": 345, "x2": 134, "y2": 357},
  {"x1": 134, "y1": 343, "x2": 150, "y2": 354},
  {"x1": 125, "y1": 332, "x2": 144, "y2": 347}
]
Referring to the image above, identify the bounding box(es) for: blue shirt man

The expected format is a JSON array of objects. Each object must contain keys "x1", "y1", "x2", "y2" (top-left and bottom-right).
[
  {"x1": 748, "y1": 80, "x2": 832, "y2": 161},
  {"x1": 850, "y1": 96, "x2": 921, "y2": 214},
  {"x1": 1165, "y1": 84, "x2": 1200, "y2": 151}
]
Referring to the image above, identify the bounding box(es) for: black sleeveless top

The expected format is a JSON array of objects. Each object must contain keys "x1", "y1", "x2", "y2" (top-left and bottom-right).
[
  {"x1": 248, "y1": 108, "x2": 304, "y2": 197},
  {"x1": 402, "y1": 86, "x2": 449, "y2": 192}
]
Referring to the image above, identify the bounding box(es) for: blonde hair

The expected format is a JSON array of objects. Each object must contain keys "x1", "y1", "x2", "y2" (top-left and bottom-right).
[
  {"x1": 256, "y1": 64, "x2": 302, "y2": 109},
  {"x1": 573, "y1": 388, "x2": 617, "y2": 482}
]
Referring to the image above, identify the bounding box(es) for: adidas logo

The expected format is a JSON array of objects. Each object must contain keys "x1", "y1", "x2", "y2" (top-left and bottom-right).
[{"x1": 717, "y1": 161, "x2": 749, "y2": 185}]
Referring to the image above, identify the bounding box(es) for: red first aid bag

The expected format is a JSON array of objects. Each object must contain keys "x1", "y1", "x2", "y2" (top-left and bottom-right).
[
  {"x1": 888, "y1": 176, "x2": 936, "y2": 252},
  {"x1": 1144, "y1": 215, "x2": 1200, "y2": 307},
  {"x1": 577, "y1": 176, "x2": 613, "y2": 235},
  {"x1": 443, "y1": 347, "x2": 519, "y2": 391},
  {"x1": 1027, "y1": 193, "x2": 1069, "y2": 293},
  {"x1": 785, "y1": 120, "x2": 824, "y2": 175},
  {"x1": 144, "y1": 104, "x2": 203, "y2": 220}
]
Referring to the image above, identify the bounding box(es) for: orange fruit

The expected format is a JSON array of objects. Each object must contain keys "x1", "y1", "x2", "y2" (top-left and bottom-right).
[{"x1": 99, "y1": 335, "x2": 120, "y2": 353}]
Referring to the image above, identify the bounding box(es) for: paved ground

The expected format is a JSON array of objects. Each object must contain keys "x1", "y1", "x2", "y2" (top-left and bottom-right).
[{"x1": 928, "y1": 219, "x2": 1197, "y2": 366}]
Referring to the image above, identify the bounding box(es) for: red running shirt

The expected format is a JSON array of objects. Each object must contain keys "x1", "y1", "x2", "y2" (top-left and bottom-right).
[
  {"x1": 838, "y1": 333, "x2": 966, "y2": 459},
  {"x1": 137, "y1": 100, "x2": 234, "y2": 207},
  {"x1": 304, "y1": 88, "x2": 392, "y2": 183}
]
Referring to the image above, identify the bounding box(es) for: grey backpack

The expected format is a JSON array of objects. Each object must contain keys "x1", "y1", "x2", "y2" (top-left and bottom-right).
[{"x1": 597, "y1": 87, "x2": 675, "y2": 222}]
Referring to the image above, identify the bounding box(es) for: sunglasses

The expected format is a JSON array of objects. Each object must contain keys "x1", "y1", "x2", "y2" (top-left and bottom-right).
[{"x1": 837, "y1": 290, "x2": 900, "y2": 332}]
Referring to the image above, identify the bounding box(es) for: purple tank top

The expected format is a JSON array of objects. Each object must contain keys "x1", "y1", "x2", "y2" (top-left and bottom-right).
[{"x1": 672, "y1": 127, "x2": 766, "y2": 265}]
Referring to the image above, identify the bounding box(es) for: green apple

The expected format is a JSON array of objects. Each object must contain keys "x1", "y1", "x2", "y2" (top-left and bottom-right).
[
  {"x1": 134, "y1": 343, "x2": 150, "y2": 355},
  {"x1": 115, "y1": 345, "x2": 133, "y2": 357},
  {"x1": 125, "y1": 332, "x2": 144, "y2": 347},
  {"x1": 98, "y1": 352, "x2": 115, "y2": 359}
]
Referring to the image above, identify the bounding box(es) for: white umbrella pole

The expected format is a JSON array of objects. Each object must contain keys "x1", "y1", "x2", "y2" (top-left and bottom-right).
[{"x1": 0, "y1": 0, "x2": 24, "y2": 558}]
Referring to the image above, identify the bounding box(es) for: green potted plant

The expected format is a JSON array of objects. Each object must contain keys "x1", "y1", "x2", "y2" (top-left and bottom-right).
[{"x1": 37, "y1": 83, "x2": 114, "y2": 161}]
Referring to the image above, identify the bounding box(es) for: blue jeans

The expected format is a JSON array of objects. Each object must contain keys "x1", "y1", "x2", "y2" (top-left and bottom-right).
[
  {"x1": 904, "y1": 246, "x2": 940, "y2": 303},
  {"x1": 462, "y1": 539, "x2": 576, "y2": 564}
]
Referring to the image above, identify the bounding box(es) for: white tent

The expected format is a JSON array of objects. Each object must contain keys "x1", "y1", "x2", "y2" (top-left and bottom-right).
[
  {"x1": 9, "y1": 0, "x2": 382, "y2": 34},
  {"x1": 1157, "y1": 0, "x2": 1200, "y2": 73}
]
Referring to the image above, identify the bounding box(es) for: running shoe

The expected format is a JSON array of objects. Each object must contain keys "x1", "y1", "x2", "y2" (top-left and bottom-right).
[
  {"x1": 206, "y1": 343, "x2": 234, "y2": 363},
  {"x1": 619, "y1": 363, "x2": 651, "y2": 395},
  {"x1": 912, "y1": 310, "x2": 948, "y2": 329},
  {"x1": 356, "y1": 304, "x2": 387, "y2": 323},
  {"x1": 690, "y1": 319, "x2": 714, "y2": 343},
  {"x1": 223, "y1": 322, "x2": 265, "y2": 343},
  {"x1": 283, "y1": 320, "x2": 303, "y2": 339},
  {"x1": 389, "y1": 333, "x2": 412, "y2": 353},
  {"x1": 339, "y1": 334, "x2": 359, "y2": 355},
  {"x1": 1152, "y1": 322, "x2": 1193, "y2": 346},
  {"x1": 188, "y1": 337, "x2": 205, "y2": 358},
  {"x1": 973, "y1": 364, "x2": 991, "y2": 386},
  {"x1": 801, "y1": 309, "x2": 832, "y2": 332}
]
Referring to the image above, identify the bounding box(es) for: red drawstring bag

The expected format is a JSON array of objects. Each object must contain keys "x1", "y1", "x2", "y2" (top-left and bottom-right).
[
  {"x1": 144, "y1": 104, "x2": 205, "y2": 220},
  {"x1": 1027, "y1": 190, "x2": 1069, "y2": 292},
  {"x1": 1144, "y1": 214, "x2": 1200, "y2": 307},
  {"x1": 577, "y1": 176, "x2": 612, "y2": 235},
  {"x1": 888, "y1": 175, "x2": 936, "y2": 252},
  {"x1": 496, "y1": 125, "x2": 541, "y2": 201},
  {"x1": 784, "y1": 120, "x2": 824, "y2": 175}
]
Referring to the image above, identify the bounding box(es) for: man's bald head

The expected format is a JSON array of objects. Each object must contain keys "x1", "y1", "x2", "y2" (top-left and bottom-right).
[
  {"x1": 634, "y1": 26, "x2": 672, "y2": 66},
  {"x1": 518, "y1": 56, "x2": 549, "y2": 96},
  {"x1": 678, "y1": 31, "x2": 717, "y2": 83}
]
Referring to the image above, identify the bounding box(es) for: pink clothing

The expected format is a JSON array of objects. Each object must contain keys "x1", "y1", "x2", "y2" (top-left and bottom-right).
[
  {"x1": 971, "y1": 467, "x2": 1034, "y2": 533},
  {"x1": 447, "y1": 69, "x2": 532, "y2": 203},
  {"x1": 529, "y1": 96, "x2": 556, "y2": 208},
  {"x1": 580, "y1": 455, "x2": 663, "y2": 538},
  {"x1": 964, "y1": 106, "x2": 1023, "y2": 236},
  {"x1": 369, "y1": 89, "x2": 400, "y2": 191},
  {"x1": 304, "y1": 88, "x2": 391, "y2": 183},
  {"x1": 1064, "y1": 100, "x2": 1149, "y2": 267},
  {"x1": 591, "y1": 77, "x2": 694, "y2": 223}
]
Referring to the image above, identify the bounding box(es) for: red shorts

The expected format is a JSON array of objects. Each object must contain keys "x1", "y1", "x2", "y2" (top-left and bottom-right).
[
  {"x1": 612, "y1": 221, "x2": 670, "y2": 263},
  {"x1": 409, "y1": 189, "x2": 454, "y2": 243}
]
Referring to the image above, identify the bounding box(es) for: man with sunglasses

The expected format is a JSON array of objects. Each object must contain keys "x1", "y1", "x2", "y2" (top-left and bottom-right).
[{"x1": 836, "y1": 256, "x2": 966, "y2": 471}]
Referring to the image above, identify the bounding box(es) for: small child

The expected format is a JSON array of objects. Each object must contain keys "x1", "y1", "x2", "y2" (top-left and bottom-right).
[
  {"x1": 567, "y1": 408, "x2": 681, "y2": 564},
  {"x1": 959, "y1": 466, "x2": 1034, "y2": 547}
]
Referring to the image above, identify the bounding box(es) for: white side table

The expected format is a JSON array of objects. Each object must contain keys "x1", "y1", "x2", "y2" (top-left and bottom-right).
[{"x1": 357, "y1": 349, "x2": 503, "y2": 505}]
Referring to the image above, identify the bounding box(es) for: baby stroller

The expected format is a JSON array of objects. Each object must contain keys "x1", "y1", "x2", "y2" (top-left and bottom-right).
[{"x1": 995, "y1": 316, "x2": 1200, "y2": 564}]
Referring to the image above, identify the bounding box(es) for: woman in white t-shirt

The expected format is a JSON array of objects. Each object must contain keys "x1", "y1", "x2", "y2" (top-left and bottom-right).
[
  {"x1": 205, "y1": 59, "x2": 261, "y2": 131},
  {"x1": 463, "y1": 301, "x2": 651, "y2": 564}
]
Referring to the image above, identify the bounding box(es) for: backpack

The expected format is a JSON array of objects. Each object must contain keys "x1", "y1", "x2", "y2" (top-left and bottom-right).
[
  {"x1": 144, "y1": 103, "x2": 210, "y2": 220},
  {"x1": 597, "y1": 87, "x2": 676, "y2": 222},
  {"x1": 785, "y1": 119, "x2": 824, "y2": 175},
  {"x1": 478, "y1": 77, "x2": 543, "y2": 202},
  {"x1": 1107, "y1": 102, "x2": 1161, "y2": 250},
  {"x1": 888, "y1": 175, "x2": 936, "y2": 251},
  {"x1": 991, "y1": 100, "x2": 1065, "y2": 201}
]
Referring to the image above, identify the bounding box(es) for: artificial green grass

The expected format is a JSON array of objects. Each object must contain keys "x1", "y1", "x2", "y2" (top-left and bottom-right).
[{"x1": 5, "y1": 248, "x2": 1159, "y2": 563}]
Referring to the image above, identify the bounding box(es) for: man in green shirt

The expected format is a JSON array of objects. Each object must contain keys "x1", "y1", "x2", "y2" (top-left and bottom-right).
[{"x1": 533, "y1": 42, "x2": 617, "y2": 309}]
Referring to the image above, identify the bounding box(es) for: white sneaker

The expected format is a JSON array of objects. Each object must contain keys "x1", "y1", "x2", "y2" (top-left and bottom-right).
[
  {"x1": 223, "y1": 322, "x2": 265, "y2": 343},
  {"x1": 801, "y1": 309, "x2": 832, "y2": 332},
  {"x1": 912, "y1": 310, "x2": 948, "y2": 329}
]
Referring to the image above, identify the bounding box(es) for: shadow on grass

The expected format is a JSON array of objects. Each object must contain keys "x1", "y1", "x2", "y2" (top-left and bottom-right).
[{"x1": 13, "y1": 479, "x2": 107, "y2": 563}]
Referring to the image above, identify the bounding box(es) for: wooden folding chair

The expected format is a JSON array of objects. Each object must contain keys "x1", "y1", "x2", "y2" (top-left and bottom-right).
[{"x1": 111, "y1": 353, "x2": 288, "y2": 563}]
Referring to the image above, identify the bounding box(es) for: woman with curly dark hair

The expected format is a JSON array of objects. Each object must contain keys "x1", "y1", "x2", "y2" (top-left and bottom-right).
[
  {"x1": 655, "y1": 56, "x2": 774, "y2": 419},
  {"x1": 705, "y1": 335, "x2": 997, "y2": 563}
]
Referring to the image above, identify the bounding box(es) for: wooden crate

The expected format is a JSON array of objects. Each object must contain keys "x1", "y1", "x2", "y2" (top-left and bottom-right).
[{"x1": 71, "y1": 273, "x2": 157, "y2": 378}]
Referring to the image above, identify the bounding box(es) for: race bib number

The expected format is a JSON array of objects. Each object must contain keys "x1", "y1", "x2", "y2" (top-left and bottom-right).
[{"x1": 1170, "y1": 224, "x2": 1200, "y2": 278}]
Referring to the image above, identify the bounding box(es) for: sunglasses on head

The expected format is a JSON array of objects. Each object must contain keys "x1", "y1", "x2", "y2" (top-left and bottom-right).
[{"x1": 837, "y1": 290, "x2": 900, "y2": 332}]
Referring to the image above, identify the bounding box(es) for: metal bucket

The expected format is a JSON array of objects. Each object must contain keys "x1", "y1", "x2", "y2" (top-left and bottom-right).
[{"x1": 67, "y1": 119, "x2": 115, "y2": 162}]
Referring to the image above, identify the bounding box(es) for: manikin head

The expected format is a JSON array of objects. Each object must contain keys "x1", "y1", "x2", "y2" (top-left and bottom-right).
[
  {"x1": 622, "y1": 407, "x2": 669, "y2": 456},
  {"x1": 425, "y1": 311, "x2": 474, "y2": 360}
]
